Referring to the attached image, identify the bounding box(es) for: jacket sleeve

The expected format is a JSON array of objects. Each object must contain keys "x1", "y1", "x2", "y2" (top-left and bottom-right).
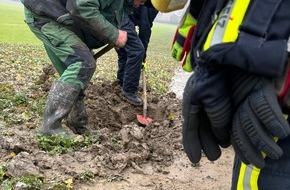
[{"x1": 67, "y1": 0, "x2": 120, "y2": 45}]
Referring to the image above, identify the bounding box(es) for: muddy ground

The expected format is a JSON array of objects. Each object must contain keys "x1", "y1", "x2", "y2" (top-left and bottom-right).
[{"x1": 0, "y1": 62, "x2": 235, "y2": 190}]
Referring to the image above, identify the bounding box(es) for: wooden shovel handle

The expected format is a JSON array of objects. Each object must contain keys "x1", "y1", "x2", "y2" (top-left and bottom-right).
[{"x1": 142, "y1": 69, "x2": 147, "y2": 117}]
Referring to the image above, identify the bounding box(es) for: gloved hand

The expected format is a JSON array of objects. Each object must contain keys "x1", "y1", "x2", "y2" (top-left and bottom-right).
[
  {"x1": 182, "y1": 63, "x2": 290, "y2": 168},
  {"x1": 231, "y1": 77, "x2": 290, "y2": 169},
  {"x1": 171, "y1": 7, "x2": 197, "y2": 72},
  {"x1": 182, "y1": 66, "x2": 232, "y2": 164}
]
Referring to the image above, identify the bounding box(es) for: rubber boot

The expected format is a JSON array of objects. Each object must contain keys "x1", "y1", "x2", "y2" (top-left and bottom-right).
[
  {"x1": 38, "y1": 81, "x2": 80, "y2": 136},
  {"x1": 66, "y1": 90, "x2": 89, "y2": 135}
]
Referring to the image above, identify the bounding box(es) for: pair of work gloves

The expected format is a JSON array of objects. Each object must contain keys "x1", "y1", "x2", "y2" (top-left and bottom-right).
[
  {"x1": 173, "y1": 0, "x2": 290, "y2": 169},
  {"x1": 182, "y1": 63, "x2": 290, "y2": 169},
  {"x1": 182, "y1": 40, "x2": 290, "y2": 169}
]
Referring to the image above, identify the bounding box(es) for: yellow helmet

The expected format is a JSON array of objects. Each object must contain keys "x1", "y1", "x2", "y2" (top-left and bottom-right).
[{"x1": 151, "y1": 0, "x2": 188, "y2": 12}]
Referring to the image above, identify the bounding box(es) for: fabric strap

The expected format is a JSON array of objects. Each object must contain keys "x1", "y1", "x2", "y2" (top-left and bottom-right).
[{"x1": 239, "y1": 0, "x2": 283, "y2": 38}]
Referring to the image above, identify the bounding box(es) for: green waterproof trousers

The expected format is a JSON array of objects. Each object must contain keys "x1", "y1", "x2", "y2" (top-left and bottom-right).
[{"x1": 23, "y1": 7, "x2": 100, "y2": 90}]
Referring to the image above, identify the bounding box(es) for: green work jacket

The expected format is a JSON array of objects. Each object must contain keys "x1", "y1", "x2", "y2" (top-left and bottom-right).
[{"x1": 21, "y1": 0, "x2": 134, "y2": 46}]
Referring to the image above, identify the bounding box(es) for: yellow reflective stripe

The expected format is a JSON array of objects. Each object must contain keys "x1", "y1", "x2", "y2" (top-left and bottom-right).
[
  {"x1": 237, "y1": 130, "x2": 284, "y2": 189},
  {"x1": 203, "y1": 0, "x2": 235, "y2": 50},
  {"x1": 203, "y1": 0, "x2": 250, "y2": 50},
  {"x1": 182, "y1": 53, "x2": 192, "y2": 72},
  {"x1": 209, "y1": 1, "x2": 235, "y2": 47},
  {"x1": 236, "y1": 113, "x2": 288, "y2": 190},
  {"x1": 237, "y1": 163, "x2": 247, "y2": 190},
  {"x1": 203, "y1": 20, "x2": 216, "y2": 50},
  {"x1": 237, "y1": 136, "x2": 281, "y2": 189},
  {"x1": 179, "y1": 14, "x2": 197, "y2": 37},
  {"x1": 222, "y1": 0, "x2": 250, "y2": 42},
  {"x1": 237, "y1": 163, "x2": 260, "y2": 190},
  {"x1": 249, "y1": 166, "x2": 260, "y2": 190}
]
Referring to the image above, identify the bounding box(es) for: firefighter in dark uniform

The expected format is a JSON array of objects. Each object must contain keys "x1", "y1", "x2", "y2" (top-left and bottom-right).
[{"x1": 154, "y1": 0, "x2": 290, "y2": 189}]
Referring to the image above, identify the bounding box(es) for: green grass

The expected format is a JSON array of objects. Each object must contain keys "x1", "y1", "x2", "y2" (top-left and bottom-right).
[
  {"x1": 150, "y1": 22, "x2": 176, "y2": 55},
  {"x1": 0, "y1": 1, "x2": 179, "y2": 94},
  {"x1": 0, "y1": 1, "x2": 40, "y2": 43}
]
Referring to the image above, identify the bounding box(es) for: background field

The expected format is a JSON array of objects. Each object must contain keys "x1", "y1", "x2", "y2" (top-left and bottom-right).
[
  {"x1": 0, "y1": 0, "x2": 177, "y2": 45},
  {"x1": 0, "y1": 0, "x2": 40, "y2": 43},
  {"x1": 0, "y1": 0, "x2": 178, "y2": 94}
]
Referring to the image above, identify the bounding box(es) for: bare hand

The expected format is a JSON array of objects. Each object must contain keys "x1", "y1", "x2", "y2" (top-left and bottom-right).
[{"x1": 115, "y1": 30, "x2": 127, "y2": 48}]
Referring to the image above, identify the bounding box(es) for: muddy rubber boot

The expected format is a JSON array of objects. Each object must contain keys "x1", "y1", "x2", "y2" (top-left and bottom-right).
[
  {"x1": 66, "y1": 90, "x2": 89, "y2": 135},
  {"x1": 38, "y1": 81, "x2": 80, "y2": 136}
]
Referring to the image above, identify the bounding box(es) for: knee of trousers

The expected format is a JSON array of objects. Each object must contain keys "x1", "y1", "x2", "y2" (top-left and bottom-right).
[
  {"x1": 77, "y1": 57, "x2": 96, "y2": 87},
  {"x1": 61, "y1": 56, "x2": 96, "y2": 90},
  {"x1": 128, "y1": 47, "x2": 145, "y2": 63}
]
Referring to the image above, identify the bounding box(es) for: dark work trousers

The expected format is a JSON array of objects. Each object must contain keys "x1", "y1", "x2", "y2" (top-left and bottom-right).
[
  {"x1": 117, "y1": 15, "x2": 145, "y2": 94},
  {"x1": 130, "y1": 5, "x2": 158, "y2": 61}
]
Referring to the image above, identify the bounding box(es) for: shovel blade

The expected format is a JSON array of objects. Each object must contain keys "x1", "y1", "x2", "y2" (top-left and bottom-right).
[{"x1": 137, "y1": 114, "x2": 153, "y2": 125}]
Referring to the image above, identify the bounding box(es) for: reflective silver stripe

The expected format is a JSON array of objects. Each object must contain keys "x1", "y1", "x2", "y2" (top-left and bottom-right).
[
  {"x1": 243, "y1": 165, "x2": 254, "y2": 190},
  {"x1": 209, "y1": 0, "x2": 235, "y2": 47},
  {"x1": 237, "y1": 163, "x2": 260, "y2": 190}
]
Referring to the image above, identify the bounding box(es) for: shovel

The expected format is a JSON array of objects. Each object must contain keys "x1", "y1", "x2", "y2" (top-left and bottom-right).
[
  {"x1": 93, "y1": 44, "x2": 114, "y2": 60},
  {"x1": 137, "y1": 66, "x2": 153, "y2": 125}
]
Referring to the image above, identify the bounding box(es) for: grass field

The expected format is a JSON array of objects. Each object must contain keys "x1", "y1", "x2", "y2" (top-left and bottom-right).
[
  {"x1": 0, "y1": 0, "x2": 178, "y2": 94},
  {"x1": 0, "y1": 0, "x2": 40, "y2": 43}
]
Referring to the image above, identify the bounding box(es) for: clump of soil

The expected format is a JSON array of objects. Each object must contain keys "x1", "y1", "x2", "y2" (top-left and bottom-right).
[{"x1": 0, "y1": 64, "x2": 185, "y2": 189}]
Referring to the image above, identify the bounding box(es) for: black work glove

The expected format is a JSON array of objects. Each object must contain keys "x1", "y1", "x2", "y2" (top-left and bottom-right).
[
  {"x1": 182, "y1": 66, "x2": 232, "y2": 164},
  {"x1": 231, "y1": 77, "x2": 290, "y2": 169}
]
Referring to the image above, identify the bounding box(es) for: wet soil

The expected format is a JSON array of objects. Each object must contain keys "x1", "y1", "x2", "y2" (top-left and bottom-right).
[{"x1": 0, "y1": 64, "x2": 234, "y2": 190}]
